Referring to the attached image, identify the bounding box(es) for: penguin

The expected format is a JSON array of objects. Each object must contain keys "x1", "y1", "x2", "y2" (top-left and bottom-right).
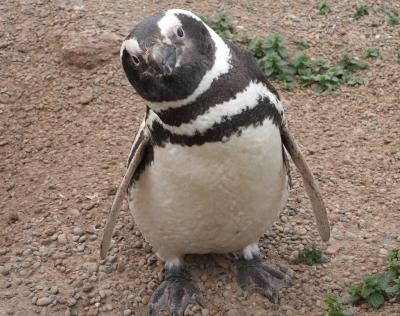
[{"x1": 101, "y1": 9, "x2": 330, "y2": 316}]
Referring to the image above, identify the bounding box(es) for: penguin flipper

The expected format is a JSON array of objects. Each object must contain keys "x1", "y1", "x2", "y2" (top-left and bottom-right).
[
  {"x1": 280, "y1": 119, "x2": 331, "y2": 242},
  {"x1": 100, "y1": 130, "x2": 150, "y2": 259}
]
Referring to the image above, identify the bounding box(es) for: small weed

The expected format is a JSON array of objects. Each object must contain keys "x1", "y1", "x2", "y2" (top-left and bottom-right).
[
  {"x1": 349, "y1": 4, "x2": 370, "y2": 19},
  {"x1": 395, "y1": 50, "x2": 400, "y2": 64},
  {"x1": 258, "y1": 52, "x2": 291, "y2": 79},
  {"x1": 381, "y1": 6, "x2": 400, "y2": 26},
  {"x1": 249, "y1": 35, "x2": 288, "y2": 59},
  {"x1": 317, "y1": 1, "x2": 331, "y2": 15},
  {"x1": 201, "y1": 12, "x2": 235, "y2": 39},
  {"x1": 343, "y1": 74, "x2": 366, "y2": 86},
  {"x1": 339, "y1": 53, "x2": 369, "y2": 72},
  {"x1": 388, "y1": 13, "x2": 400, "y2": 26},
  {"x1": 291, "y1": 243, "x2": 329, "y2": 265},
  {"x1": 364, "y1": 47, "x2": 382, "y2": 59},
  {"x1": 296, "y1": 37, "x2": 309, "y2": 49},
  {"x1": 349, "y1": 274, "x2": 389, "y2": 308},
  {"x1": 348, "y1": 248, "x2": 400, "y2": 309},
  {"x1": 236, "y1": 34, "x2": 251, "y2": 45},
  {"x1": 324, "y1": 294, "x2": 351, "y2": 316}
]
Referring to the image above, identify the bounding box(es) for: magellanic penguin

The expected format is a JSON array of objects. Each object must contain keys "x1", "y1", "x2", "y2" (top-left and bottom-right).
[{"x1": 101, "y1": 9, "x2": 330, "y2": 316}]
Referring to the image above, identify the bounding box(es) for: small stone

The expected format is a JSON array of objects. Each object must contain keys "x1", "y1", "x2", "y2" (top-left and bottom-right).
[
  {"x1": 78, "y1": 235, "x2": 87, "y2": 243},
  {"x1": 117, "y1": 262, "x2": 125, "y2": 273},
  {"x1": 88, "y1": 234, "x2": 97, "y2": 241},
  {"x1": 344, "y1": 232, "x2": 357, "y2": 241},
  {"x1": 142, "y1": 295, "x2": 150, "y2": 305},
  {"x1": 379, "y1": 248, "x2": 388, "y2": 257},
  {"x1": 32, "y1": 296, "x2": 38, "y2": 305},
  {"x1": 57, "y1": 234, "x2": 68, "y2": 244},
  {"x1": 227, "y1": 309, "x2": 240, "y2": 316},
  {"x1": 83, "y1": 262, "x2": 98, "y2": 274},
  {"x1": 123, "y1": 309, "x2": 132, "y2": 316},
  {"x1": 82, "y1": 282, "x2": 94, "y2": 293},
  {"x1": 72, "y1": 227, "x2": 84, "y2": 236},
  {"x1": 67, "y1": 297, "x2": 77, "y2": 307},
  {"x1": 77, "y1": 89, "x2": 94, "y2": 105},
  {"x1": 201, "y1": 309, "x2": 210, "y2": 316},
  {"x1": 36, "y1": 297, "x2": 53, "y2": 306},
  {"x1": 50, "y1": 286, "x2": 59, "y2": 294},
  {"x1": 0, "y1": 266, "x2": 10, "y2": 276},
  {"x1": 325, "y1": 244, "x2": 340, "y2": 255}
]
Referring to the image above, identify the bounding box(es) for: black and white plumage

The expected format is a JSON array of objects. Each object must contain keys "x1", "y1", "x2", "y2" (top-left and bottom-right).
[{"x1": 107, "y1": 9, "x2": 330, "y2": 315}]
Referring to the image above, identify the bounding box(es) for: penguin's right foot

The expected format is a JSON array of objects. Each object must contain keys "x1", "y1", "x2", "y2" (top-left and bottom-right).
[{"x1": 149, "y1": 261, "x2": 202, "y2": 316}]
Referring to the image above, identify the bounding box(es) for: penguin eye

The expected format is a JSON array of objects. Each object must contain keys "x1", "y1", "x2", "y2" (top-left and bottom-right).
[
  {"x1": 131, "y1": 55, "x2": 140, "y2": 66},
  {"x1": 176, "y1": 27, "x2": 184, "y2": 38}
]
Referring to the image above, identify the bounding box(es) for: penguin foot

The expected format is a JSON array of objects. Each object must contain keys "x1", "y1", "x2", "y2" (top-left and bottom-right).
[
  {"x1": 236, "y1": 257, "x2": 294, "y2": 304},
  {"x1": 149, "y1": 266, "x2": 201, "y2": 316}
]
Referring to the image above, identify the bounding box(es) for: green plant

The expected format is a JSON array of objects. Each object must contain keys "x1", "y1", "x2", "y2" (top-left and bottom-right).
[
  {"x1": 236, "y1": 34, "x2": 251, "y2": 45},
  {"x1": 258, "y1": 52, "x2": 291, "y2": 79},
  {"x1": 349, "y1": 4, "x2": 370, "y2": 19},
  {"x1": 386, "y1": 277, "x2": 400, "y2": 304},
  {"x1": 388, "y1": 13, "x2": 400, "y2": 26},
  {"x1": 339, "y1": 53, "x2": 369, "y2": 72},
  {"x1": 387, "y1": 248, "x2": 400, "y2": 278},
  {"x1": 201, "y1": 12, "x2": 235, "y2": 39},
  {"x1": 343, "y1": 74, "x2": 366, "y2": 86},
  {"x1": 296, "y1": 37, "x2": 309, "y2": 49},
  {"x1": 364, "y1": 47, "x2": 382, "y2": 59},
  {"x1": 317, "y1": 1, "x2": 331, "y2": 15},
  {"x1": 349, "y1": 274, "x2": 389, "y2": 308},
  {"x1": 395, "y1": 50, "x2": 400, "y2": 64},
  {"x1": 292, "y1": 243, "x2": 329, "y2": 265},
  {"x1": 249, "y1": 35, "x2": 288, "y2": 59},
  {"x1": 324, "y1": 294, "x2": 351, "y2": 316}
]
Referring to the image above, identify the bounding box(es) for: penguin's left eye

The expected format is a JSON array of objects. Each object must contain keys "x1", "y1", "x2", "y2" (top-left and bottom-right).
[{"x1": 176, "y1": 27, "x2": 184, "y2": 38}]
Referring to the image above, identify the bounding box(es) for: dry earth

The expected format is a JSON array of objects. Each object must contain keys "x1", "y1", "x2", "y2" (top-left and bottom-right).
[{"x1": 1, "y1": 0, "x2": 399, "y2": 315}]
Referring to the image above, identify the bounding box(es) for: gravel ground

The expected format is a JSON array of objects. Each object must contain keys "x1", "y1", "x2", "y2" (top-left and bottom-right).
[{"x1": 1, "y1": 0, "x2": 399, "y2": 315}]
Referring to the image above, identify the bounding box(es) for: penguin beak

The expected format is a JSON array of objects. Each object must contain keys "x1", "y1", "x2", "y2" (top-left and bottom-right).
[{"x1": 152, "y1": 44, "x2": 177, "y2": 76}]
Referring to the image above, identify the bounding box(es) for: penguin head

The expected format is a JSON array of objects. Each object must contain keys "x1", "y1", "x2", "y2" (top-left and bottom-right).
[{"x1": 120, "y1": 9, "x2": 223, "y2": 105}]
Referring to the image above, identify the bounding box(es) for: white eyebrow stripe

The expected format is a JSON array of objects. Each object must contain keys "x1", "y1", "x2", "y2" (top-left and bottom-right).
[
  {"x1": 150, "y1": 10, "x2": 232, "y2": 111},
  {"x1": 120, "y1": 38, "x2": 142, "y2": 61},
  {"x1": 157, "y1": 11, "x2": 182, "y2": 37}
]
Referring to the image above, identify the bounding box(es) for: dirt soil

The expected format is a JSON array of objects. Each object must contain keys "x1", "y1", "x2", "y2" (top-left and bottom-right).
[{"x1": 1, "y1": 0, "x2": 399, "y2": 315}]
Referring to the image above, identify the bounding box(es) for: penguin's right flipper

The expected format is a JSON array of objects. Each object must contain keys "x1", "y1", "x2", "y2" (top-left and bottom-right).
[
  {"x1": 100, "y1": 129, "x2": 150, "y2": 259},
  {"x1": 280, "y1": 119, "x2": 331, "y2": 242}
]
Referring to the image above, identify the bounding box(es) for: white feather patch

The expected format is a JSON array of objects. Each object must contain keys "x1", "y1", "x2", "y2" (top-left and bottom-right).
[
  {"x1": 242, "y1": 243, "x2": 260, "y2": 260},
  {"x1": 120, "y1": 38, "x2": 142, "y2": 61},
  {"x1": 157, "y1": 11, "x2": 182, "y2": 38},
  {"x1": 150, "y1": 10, "x2": 232, "y2": 111},
  {"x1": 147, "y1": 81, "x2": 282, "y2": 136}
]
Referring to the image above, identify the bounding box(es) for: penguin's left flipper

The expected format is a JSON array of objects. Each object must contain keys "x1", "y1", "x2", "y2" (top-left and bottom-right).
[
  {"x1": 100, "y1": 130, "x2": 150, "y2": 259},
  {"x1": 149, "y1": 266, "x2": 202, "y2": 316},
  {"x1": 280, "y1": 119, "x2": 331, "y2": 242},
  {"x1": 237, "y1": 257, "x2": 293, "y2": 304}
]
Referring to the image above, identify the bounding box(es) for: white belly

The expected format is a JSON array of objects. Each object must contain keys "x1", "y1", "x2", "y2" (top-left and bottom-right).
[{"x1": 128, "y1": 118, "x2": 287, "y2": 260}]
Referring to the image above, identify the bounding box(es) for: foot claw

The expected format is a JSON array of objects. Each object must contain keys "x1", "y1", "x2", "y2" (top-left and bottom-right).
[
  {"x1": 237, "y1": 258, "x2": 293, "y2": 304},
  {"x1": 148, "y1": 268, "x2": 201, "y2": 316}
]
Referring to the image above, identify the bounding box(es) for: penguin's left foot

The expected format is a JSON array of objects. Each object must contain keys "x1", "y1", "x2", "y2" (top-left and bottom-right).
[
  {"x1": 149, "y1": 263, "x2": 201, "y2": 316},
  {"x1": 236, "y1": 256, "x2": 294, "y2": 304}
]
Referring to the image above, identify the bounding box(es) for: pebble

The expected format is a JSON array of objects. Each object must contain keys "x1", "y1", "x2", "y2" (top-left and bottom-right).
[
  {"x1": 83, "y1": 262, "x2": 98, "y2": 274},
  {"x1": 0, "y1": 266, "x2": 10, "y2": 276},
  {"x1": 50, "y1": 286, "x2": 59, "y2": 294},
  {"x1": 73, "y1": 227, "x2": 84, "y2": 236},
  {"x1": 67, "y1": 297, "x2": 77, "y2": 307},
  {"x1": 57, "y1": 234, "x2": 68, "y2": 244},
  {"x1": 36, "y1": 297, "x2": 53, "y2": 306},
  {"x1": 201, "y1": 309, "x2": 210, "y2": 316},
  {"x1": 344, "y1": 231, "x2": 357, "y2": 241},
  {"x1": 226, "y1": 309, "x2": 240, "y2": 316},
  {"x1": 82, "y1": 282, "x2": 94, "y2": 293},
  {"x1": 379, "y1": 248, "x2": 388, "y2": 257},
  {"x1": 78, "y1": 89, "x2": 94, "y2": 105},
  {"x1": 325, "y1": 244, "x2": 340, "y2": 255},
  {"x1": 123, "y1": 310, "x2": 132, "y2": 316}
]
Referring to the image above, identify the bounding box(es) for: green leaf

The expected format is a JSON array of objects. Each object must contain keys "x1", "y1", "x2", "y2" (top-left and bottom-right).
[{"x1": 368, "y1": 292, "x2": 384, "y2": 309}]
